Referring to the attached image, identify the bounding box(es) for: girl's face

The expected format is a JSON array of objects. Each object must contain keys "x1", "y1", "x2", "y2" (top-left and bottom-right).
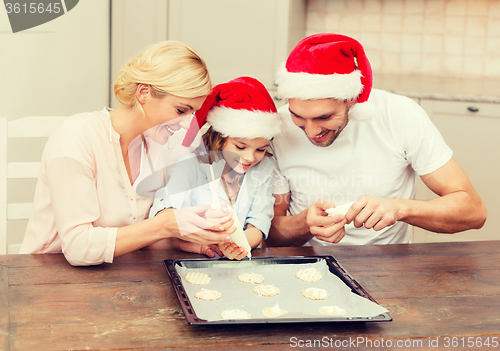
[
  {"x1": 142, "y1": 90, "x2": 206, "y2": 145},
  {"x1": 221, "y1": 137, "x2": 270, "y2": 174}
]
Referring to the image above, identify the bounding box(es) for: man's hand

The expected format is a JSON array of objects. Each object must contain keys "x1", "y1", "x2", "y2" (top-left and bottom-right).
[
  {"x1": 345, "y1": 195, "x2": 400, "y2": 231},
  {"x1": 306, "y1": 199, "x2": 347, "y2": 243}
]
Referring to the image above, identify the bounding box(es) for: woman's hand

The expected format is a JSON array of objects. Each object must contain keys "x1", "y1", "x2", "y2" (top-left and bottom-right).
[
  {"x1": 204, "y1": 201, "x2": 231, "y2": 221},
  {"x1": 157, "y1": 206, "x2": 235, "y2": 245},
  {"x1": 177, "y1": 239, "x2": 224, "y2": 258},
  {"x1": 218, "y1": 242, "x2": 248, "y2": 260}
]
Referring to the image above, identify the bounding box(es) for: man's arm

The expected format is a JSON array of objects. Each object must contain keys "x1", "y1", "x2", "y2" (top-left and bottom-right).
[
  {"x1": 265, "y1": 193, "x2": 346, "y2": 246},
  {"x1": 401, "y1": 157, "x2": 486, "y2": 232},
  {"x1": 265, "y1": 193, "x2": 311, "y2": 246},
  {"x1": 346, "y1": 158, "x2": 487, "y2": 233}
]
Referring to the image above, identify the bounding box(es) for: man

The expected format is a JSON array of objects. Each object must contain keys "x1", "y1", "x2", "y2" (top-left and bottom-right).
[{"x1": 267, "y1": 33, "x2": 486, "y2": 246}]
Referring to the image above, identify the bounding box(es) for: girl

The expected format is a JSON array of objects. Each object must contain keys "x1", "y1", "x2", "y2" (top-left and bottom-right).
[
  {"x1": 20, "y1": 41, "x2": 234, "y2": 266},
  {"x1": 150, "y1": 77, "x2": 283, "y2": 260}
]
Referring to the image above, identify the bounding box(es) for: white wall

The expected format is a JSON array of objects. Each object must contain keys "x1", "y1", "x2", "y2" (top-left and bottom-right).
[
  {"x1": 0, "y1": 0, "x2": 110, "y2": 119},
  {"x1": 110, "y1": 0, "x2": 167, "y2": 109},
  {"x1": 0, "y1": 0, "x2": 110, "y2": 248}
]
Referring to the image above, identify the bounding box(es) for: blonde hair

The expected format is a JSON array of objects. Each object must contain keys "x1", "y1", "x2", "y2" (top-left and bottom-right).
[{"x1": 114, "y1": 41, "x2": 211, "y2": 113}]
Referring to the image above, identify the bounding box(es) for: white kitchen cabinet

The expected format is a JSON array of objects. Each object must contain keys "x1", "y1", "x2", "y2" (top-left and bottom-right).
[
  {"x1": 110, "y1": 0, "x2": 305, "y2": 108},
  {"x1": 412, "y1": 99, "x2": 500, "y2": 243},
  {"x1": 110, "y1": 0, "x2": 168, "y2": 109},
  {"x1": 167, "y1": 0, "x2": 306, "y2": 106}
]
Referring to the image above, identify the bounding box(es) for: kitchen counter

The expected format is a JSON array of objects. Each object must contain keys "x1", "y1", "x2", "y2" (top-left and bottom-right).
[{"x1": 373, "y1": 73, "x2": 500, "y2": 103}]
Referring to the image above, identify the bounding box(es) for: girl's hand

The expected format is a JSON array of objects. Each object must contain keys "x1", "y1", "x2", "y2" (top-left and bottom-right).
[
  {"x1": 177, "y1": 239, "x2": 224, "y2": 258},
  {"x1": 218, "y1": 242, "x2": 248, "y2": 260}
]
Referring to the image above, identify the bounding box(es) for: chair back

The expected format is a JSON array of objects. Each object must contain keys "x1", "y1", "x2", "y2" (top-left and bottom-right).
[{"x1": 0, "y1": 116, "x2": 66, "y2": 254}]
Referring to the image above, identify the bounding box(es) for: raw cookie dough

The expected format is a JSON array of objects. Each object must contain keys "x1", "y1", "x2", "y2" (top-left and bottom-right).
[
  {"x1": 302, "y1": 287, "x2": 328, "y2": 300},
  {"x1": 194, "y1": 288, "x2": 222, "y2": 301},
  {"x1": 238, "y1": 272, "x2": 265, "y2": 284},
  {"x1": 262, "y1": 303, "x2": 288, "y2": 318},
  {"x1": 221, "y1": 309, "x2": 251, "y2": 319},
  {"x1": 253, "y1": 285, "x2": 281, "y2": 297},
  {"x1": 185, "y1": 272, "x2": 211, "y2": 285},
  {"x1": 318, "y1": 305, "x2": 347, "y2": 315},
  {"x1": 296, "y1": 268, "x2": 323, "y2": 282}
]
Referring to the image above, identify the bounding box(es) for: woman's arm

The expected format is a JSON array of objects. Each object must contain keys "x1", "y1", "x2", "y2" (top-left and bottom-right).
[
  {"x1": 115, "y1": 207, "x2": 235, "y2": 257},
  {"x1": 47, "y1": 155, "x2": 233, "y2": 265}
]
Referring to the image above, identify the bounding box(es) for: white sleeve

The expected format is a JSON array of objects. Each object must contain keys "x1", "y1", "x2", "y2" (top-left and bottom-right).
[
  {"x1": 151, "y1": 156, "x2": 205, "y2": 212},
  {"x1": 269, "y1": 143, "x2": 291, "y2": 195},
  {"x1": 244, "y1": 159, "x2": 275, "y2": 239},
  {"x1": 395, "y1": 97, "x2": 453, "y2": 176},
  {"x1": 46, "y1": 157, "x2": 118, "y2": 266},
  {"x1": 149, "y1": 184, "x2": 172, "y2": 217}
]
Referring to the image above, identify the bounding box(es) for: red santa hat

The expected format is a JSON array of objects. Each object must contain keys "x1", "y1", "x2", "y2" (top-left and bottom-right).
[
  {"x1": 182, "y1": 76, "x2": 283, "y2": 146},
  {"x1": 276, "y1": 33, "x2": 376, "y2": 120}
]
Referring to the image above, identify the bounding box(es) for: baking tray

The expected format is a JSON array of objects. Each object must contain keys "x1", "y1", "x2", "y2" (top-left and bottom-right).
[{"x1": 163, "y1": 256, "x2": 392, "y2": 325}]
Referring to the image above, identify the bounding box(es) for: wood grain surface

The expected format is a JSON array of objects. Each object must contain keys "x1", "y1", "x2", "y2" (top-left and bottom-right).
[{"x1": 1, "y1": 241, "x2": 500, "y2": 350}]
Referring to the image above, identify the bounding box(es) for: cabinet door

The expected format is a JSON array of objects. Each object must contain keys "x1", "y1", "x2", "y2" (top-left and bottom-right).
[
  {"x1": 412, "y1": 99, "x2": 500, "y2": 243},
  {"x1": 167, "y1": 0, "x2": 305, "y2": 92}
]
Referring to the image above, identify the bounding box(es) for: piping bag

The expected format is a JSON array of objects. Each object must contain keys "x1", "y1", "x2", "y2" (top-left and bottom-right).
[
  {"x1": 326, "y1": 201, "x2": 355, "y2": 217},
  {"x1": 199, "y1": 154, "x2": 252, "y2": 259}
]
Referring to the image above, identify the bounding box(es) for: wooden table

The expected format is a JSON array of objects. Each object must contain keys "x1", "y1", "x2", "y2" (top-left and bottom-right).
[{"x1": 1, "y1": 241, "x2": 500, "y2": 350}]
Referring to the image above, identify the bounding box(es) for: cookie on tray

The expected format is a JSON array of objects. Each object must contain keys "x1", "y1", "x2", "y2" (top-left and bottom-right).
[
  {"x1": 301, "y1": 287, "x2": 328, "y2": 300},
  {"x1": 221, "y1": 309, "x2": 251, "y2": 320},
  {"x1": 318, "y1": 305, "x2": 347, "y2": 315},
  {"x1": 262, "y1": 303, "x2": 288, "y2": 318},
  {"x1": 237, "y1": 272, "x2": 265, "y2": 284},
  {"x1": 253, "y1": 284, "x2": 281, "y2": 297},
  {"x1": 194, "y1": 288, "x2": 222, "y2": 301},
  {"x1": 185, "y1": 272, "x2": 211, "y2": 285},
  {"x1": 295, "y1": 268, "x2": 323, "y2": 282}
]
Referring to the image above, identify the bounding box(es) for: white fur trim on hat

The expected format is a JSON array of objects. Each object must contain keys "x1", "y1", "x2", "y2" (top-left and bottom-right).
[
  {"x1": 207, "y1": 107, "x2": 283, "y2": 140},
  {"x1": 276, "y1": 63, "x2": 363, "y2": 101}
]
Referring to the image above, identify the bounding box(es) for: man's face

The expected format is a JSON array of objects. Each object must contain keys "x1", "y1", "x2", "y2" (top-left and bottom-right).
[{"x1": 288, "y1": 98, "x2": 353, "y2": 147}]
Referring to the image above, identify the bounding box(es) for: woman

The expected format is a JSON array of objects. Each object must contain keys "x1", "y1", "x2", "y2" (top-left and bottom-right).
[
  {"x1": 20, "y1": 41, "x2": 234, "y2": 266},
  {"x1": 150, "y1": 77, "x2": 283, "y2": 260}
]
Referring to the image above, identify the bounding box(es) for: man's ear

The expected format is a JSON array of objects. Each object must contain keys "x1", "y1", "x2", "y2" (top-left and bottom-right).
[
  {"x1": 136, "y1": 84, "x2": 150, "y2": 105},
  {"x1": 347, "y1": 99, "x2": 357, "y2": 108}
]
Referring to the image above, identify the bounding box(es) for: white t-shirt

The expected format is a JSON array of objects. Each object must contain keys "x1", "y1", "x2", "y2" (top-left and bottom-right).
[{"x1": 271, "y1": 89, "x2": 453, "y2": 245}]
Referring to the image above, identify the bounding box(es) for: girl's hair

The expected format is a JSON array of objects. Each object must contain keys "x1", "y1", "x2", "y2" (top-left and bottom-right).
[
  {"x1": 114, "y1": 41, "x2": 211, "y2": 115},
  {"x1": 202, "y1": 126, "x2": 273, "y2": 161}
]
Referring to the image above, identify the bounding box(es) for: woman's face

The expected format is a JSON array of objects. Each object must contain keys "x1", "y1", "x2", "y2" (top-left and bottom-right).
[
  {"x1": 221, "y1": 137, "x2": 270, "y2": 174},
  {"x1": 143, "y1": 92, "x2": 206, "y2": 145}
]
